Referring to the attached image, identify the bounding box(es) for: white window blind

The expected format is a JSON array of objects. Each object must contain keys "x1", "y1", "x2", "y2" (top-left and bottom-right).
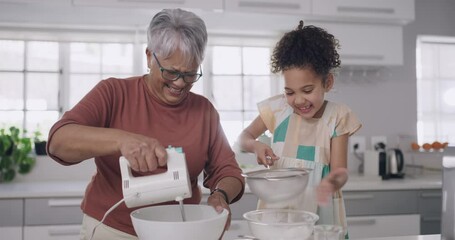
[{"x1": 416, "y1": 36, "x2": 455, "y2": 146}]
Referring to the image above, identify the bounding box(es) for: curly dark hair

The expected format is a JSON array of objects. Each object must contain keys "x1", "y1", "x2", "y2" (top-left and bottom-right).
[{"x1": 271, "y1": 20, "x2": 341, "y2": 84}]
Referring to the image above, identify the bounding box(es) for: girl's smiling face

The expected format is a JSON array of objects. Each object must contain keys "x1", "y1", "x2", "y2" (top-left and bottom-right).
[{"x1": 283, "y1": 67, "x2": 333, "y2": 119}]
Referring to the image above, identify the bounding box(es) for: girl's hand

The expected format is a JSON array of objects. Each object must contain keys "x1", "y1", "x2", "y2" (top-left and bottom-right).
[
  {"x1": 252, "y1": 141, "x2": 279, "y2": 167},
  {"x1": 316, "y1": 168, "x2": 348, "y2": 206}
]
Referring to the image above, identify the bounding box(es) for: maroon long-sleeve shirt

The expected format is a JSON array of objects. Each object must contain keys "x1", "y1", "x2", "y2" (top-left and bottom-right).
[{"x1": 47, "y1": 75, "x2": 245, "y2": 235}]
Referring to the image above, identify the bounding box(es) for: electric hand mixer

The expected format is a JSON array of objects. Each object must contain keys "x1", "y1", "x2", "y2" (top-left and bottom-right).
[
  {"x1": 89, "y1": 146, "x2": 193, "y2": 240},
  {"x1": 119, "y1": 146, "x2": 192, "y2": 208}
]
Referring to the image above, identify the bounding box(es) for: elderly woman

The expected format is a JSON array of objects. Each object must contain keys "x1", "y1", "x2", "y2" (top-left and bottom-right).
[{"x1": 47, "y1": 8, "x2": 245, "y2": 240}]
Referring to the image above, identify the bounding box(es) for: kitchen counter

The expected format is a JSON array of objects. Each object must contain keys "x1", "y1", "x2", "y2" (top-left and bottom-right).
[
  {"x1": 344, "y1": 173, "x2": 442, "y2": 191},
  {"x1": 0, "y1": 173, "x2": 442, "y2": 199},
  {"x1": 363, "y1": 234, "x2": 440, "y2": 240}
]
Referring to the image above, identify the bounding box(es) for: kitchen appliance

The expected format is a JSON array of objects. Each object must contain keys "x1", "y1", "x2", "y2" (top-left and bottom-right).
[
  {"x1": 119, "y1": 146, "x2": 192, "y2": 208},
  {"x1": 242, "y1": 168, "x2": 310, "y2": 203},
  {"x1": 364, "y1": 142, "x2": 389, "y2": 179},
  {"x1": 131, "y1": 204, "x2": 228, "y2": 240},
  {"x1": 387, "y1": 148, "x2": 405, "y2": 178},
  {"x1": 441, "y1": 148, "x2": 455, "y2": 240},
  {"x1": 243, "y1": 209, "x2": 319, "y2": 240},
  {"x1": 364, "y1": 143, "x2": 405, "y2": 180}
]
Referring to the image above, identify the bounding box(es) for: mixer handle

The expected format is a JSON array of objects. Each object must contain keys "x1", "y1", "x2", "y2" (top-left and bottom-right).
[{"x1": 119, "y1": 147, "x2": 183, "y2": 181}]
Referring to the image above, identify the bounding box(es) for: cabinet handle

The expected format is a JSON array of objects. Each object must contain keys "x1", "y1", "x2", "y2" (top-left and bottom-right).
[
  {"x1": 344, "y1": 194, "x2": 374, "y2": 200},
  {"x1": 238, "y1": 1, "x2": 299, "y2": 10},
  {"x1": 48, "y1": 226, "x2": 81, "y2": 236},
  {"x1": 337, "y1": 6, "x2": 395, "y2": 15},
  {"x1": 347, "y1": 218, "x2": 376, "y2": 225},
  {"x1": 420, "y1": 192, "x2": 442, "y2": 198},
  {"x1": 421, "y1": 216, "x2": 441, "y2": 222},
  {"x1": 341, "y1": 54, "x2": 384, "y2": 61},
  {"x1": 48, "y1": 198, "x2": 82, "y2": 207}
]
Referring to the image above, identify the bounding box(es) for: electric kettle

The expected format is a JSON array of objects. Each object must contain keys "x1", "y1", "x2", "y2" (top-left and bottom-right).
[{"x1": 387, "y1": 148, "x2": 405, "y2": 178}]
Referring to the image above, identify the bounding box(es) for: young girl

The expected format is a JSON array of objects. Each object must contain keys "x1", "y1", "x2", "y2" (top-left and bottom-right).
[{"x1": 238, "y1": 21, "x2": 361, "y2": 238}]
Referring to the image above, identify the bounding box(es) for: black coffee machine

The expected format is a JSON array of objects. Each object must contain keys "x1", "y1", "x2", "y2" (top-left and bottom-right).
[{"x1": 375, "y1": 142, "x2": 405, "y2": 180}]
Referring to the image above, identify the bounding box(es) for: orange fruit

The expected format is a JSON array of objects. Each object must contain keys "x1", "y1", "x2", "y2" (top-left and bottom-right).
[
  {"x1": 422, "y1": 143, "x2": 432, "y2": 151},
  {"x1": 432, "y1": 141, "x2": 443, "y2": 150},
  {"x1": 411, "y1": 142, "x2": 420, "y2": 151}
]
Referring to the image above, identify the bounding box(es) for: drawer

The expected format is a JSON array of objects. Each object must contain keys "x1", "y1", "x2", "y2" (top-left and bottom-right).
[
  {"x1": 24, "y1": 225, "x2": 81, "y2": 240},
  {"x1": 344, "y1": 190, "x2": 419, "y2": 216},
  {"x1": 347, "y1": 214, "x2": 420, "y2": 239},
  {"x1": 0, "y1": 199, "x2": 23, "y2": 226},
  {"x1": 419, "y1": 189, "x2": 442, "y2": 216},
  {"x1": 0, "y1": 226, "x2": 22, "y2": 240},
  {"x1": 420, "y1": 217, "x2": 441, "y2": 235},
  {"x1": 25, "y1": 198, "x2": 83, "y2": 225}
]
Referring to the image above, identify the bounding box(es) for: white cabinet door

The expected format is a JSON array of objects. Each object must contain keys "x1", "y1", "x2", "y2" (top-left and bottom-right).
[
  {"x1": 0, "y1": 227, "x2": 22, "y2": 240},
  {"x1": 225, "y1": 0, "x2": 311, "y2": 15},
  {"x1": 24, "y1": 225, "x2": 81, "y2": 240},
  {"x1": 72, "y1": 0, "x2": 223, "y2": 11},
  {"x1": 312, "y1": 0, "x2": 415, "y2": 24},
  {"x1": 347, "y1": 214, "x2": 420, "y2": 239},
  {"x1": 315, "y1": 22, "x2": 403, "y2": 66}
]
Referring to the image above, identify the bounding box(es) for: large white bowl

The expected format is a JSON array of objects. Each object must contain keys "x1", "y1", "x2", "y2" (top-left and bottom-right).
[
  {"x1": 243, "y1": 209, "x2": 319, "y2": 240},
  {"x1": 131, "y1": 204, "x2": 228, "y2": 240}
]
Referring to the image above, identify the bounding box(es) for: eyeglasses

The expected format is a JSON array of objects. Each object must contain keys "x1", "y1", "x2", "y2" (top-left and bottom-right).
[{"x1": 152, "y1": 52, "x2": 202, "y2": 83}]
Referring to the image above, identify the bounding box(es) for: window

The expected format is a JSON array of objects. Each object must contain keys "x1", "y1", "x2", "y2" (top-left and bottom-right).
[
  {"x1": 0, "y1": 32, "x2": 277, "y2": 146},
  {"x1": 0, "y1": 40, "x2": 60, "y2": 136},
  {"x1": 0, "y1": 39, "x2": 136, "y2": 137},
  {"x1": 210, "y1": 46, "x2": 274, "y2": 146},
  {"x1": 416, "y1": 36, "x2": 455, "y2": 145},
  {"x1": 68, "y1": 42, "x2": 134, "y2": 108}
]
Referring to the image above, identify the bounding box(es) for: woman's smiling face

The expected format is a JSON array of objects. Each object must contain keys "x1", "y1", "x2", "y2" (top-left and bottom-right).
[
  {"x1": 283, "y1": 67, "x2": 333, "y2": 119},
  {"x1": 146, "y1": 49, "x2": 199, "y2": 105}
]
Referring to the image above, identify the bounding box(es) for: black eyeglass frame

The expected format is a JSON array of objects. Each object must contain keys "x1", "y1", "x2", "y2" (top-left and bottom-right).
[{"x1": 152, "y1": 52, "x2": 203, "y2": 83}]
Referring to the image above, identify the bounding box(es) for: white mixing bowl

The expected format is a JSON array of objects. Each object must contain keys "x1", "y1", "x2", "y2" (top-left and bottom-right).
[
  {"x1": 131, "y1": 204, "x2": 228, "y2": 240},
  {"x1": 243, "y1": 209, "x2": 319, "y2": 240}
]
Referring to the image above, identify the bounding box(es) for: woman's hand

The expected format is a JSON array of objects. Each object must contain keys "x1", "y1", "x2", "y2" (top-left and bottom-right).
[
  {"x1": 316, "y1": 168, "x2": 348, "y2": 206},
  {"x1": 207, "y1": 192, "x2": 231, "y2": 231},
  {"x1": 253, "y1": 141, "x2": 279, "y2": 167},
  {"x1": 118, "y1": 133, "x2": 167, "y2": 172}
]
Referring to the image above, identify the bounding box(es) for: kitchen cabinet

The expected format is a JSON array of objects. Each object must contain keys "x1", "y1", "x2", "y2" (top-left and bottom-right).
[
  {"x1": 347, "y1": 214, "x2": 420, "y2": 239},
  {"x1": 23, "y1": 197, "x2": 83, "y2": 240},
  {"x1": 344, "y1": 188, "x2": 443, "y2": 238},
  {"x1": 316, "y1": 22, "x2": 403, "y2": 67},
  {"x1": 344, "y1": 190, "x2": 420, "y2": 238},
  {"x1": 23, "y1": 225, "x2": 81, "y2": 240},
  {"x1": 224, "y1": 0, "x2": 311, "y2": 15},
  {"x1": 312, "y1": 0, "x2": 415, "y2": 24},
  {"x1": 0, "y1": 199, "x2": 23, "y2": 240},
  {"x1": 72, "y1": 0, "x2": 223, "y2": 11},
  {"x1": 419, "y1": 189, "x2": 442, "y2": 234}
]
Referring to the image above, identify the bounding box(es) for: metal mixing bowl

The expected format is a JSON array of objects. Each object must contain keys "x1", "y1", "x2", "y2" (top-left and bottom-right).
[
  {"x1": 243, "y1": 209, "x2": 319, "y2": 240},
  {"x1": 242, "y1": 168, "x2": 310, "y2": 203}
]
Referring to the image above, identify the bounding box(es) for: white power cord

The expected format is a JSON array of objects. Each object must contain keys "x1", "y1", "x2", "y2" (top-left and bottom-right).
[{"x1": 88, "y1": 197, "x2": 128, "y2": 240}]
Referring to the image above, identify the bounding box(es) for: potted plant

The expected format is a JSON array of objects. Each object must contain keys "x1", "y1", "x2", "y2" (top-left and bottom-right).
[
  {"x1": 33, "y1": 129, "x2": 47, "y2": 156},
  {"x1": 0, "y1": 126, "x2": 36, "y2": 182}
]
